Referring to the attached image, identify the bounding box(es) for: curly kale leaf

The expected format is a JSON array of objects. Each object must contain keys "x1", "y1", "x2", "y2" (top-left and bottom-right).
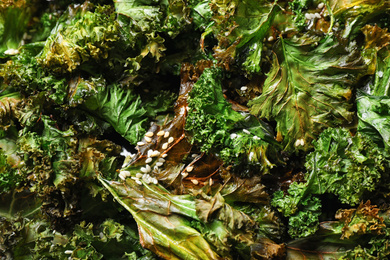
[
  {"x1": 249, "y1": 37, "x2": 367, "y2": 151},
  {"x1": 357, "y1": 92, "x2": 390, "y2": 149},
  {"x1": 185, "y1": 67, "x2": 245, "y2": 153},
  {"x1": 207, "y1": 0, "x2": 279, "y2": 73},
  {"x1": 83, "y1": 84, "x2": 148, "y2": 145},
  {"x1": 305, "y1": 128, "x2": 389, "y2": 205},
  {"x1": 37, "y1": 4, "x2": 120, "y2": 74}
]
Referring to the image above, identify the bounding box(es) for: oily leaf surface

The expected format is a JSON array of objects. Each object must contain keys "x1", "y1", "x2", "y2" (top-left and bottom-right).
[{"x1": 249, "y1": 37, "x2": 366, "y2": 150}]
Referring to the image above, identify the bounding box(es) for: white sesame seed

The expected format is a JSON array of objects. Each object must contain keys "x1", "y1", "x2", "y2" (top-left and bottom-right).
[
  {"x1": 164, "y1": 131, "x2": 170, "y2": 138},
  {"x1": 168, "y1": 137, "x2": 174, "y2": 144},
  {"x1": 156, "y1": 162, "x2": 163, "y2": 167},
  {"x1": 253, "y1": 135, "x2": 260, "y2": 140},
  {"x1": 131, "y1": 176, "x2": 139, "y2": 180},
  {"x1": 191, "y1": 179, "x2": 199, "y2": 185},
  {"x1": 230, "y1": 133, "x2": 237, "y2": 139},
  {"x1": 314, "y1": 13, "x2": 321, "y2": 19},
  {"x1": 64, "y1": 250, "x2": 73, "y2": 255},
  {"x1": 145, "y1": 136, "x2": 152, "y2": 143},
  {"x1": 136, "y1": 173, "x2": 143, "y2": 178},
  {"x1": 243, "y1": 129, "x2": 251, "y2": 135},
  {"x1": 268, "y1": 36, "x2": 274, "y2": 41},
  {"x1": 151, "y1": 150, "x2": 160, "y2": 157},
  {"x1": 241, "y1": 86, "x2": 248, "y2": 91},
  {"x1": 137, "y1": 142, "x2": 145, "y2": 146},
  {"x1": 119, "y1": 173, "x2": 126, "y2": 180},
  {"x1": 157, "y1": 130, "x2": 165, "y2": 136},
  {"x1": 305, "y1": 13, "x2": 311, "y2": 20},
  {"x1": 145, "y1": 164, "x2": 151, "y2": 172},
  {"x1": 162, "y1": 153, "x2": 168, "y2": 158},
  {"x1": 294, "y1": 138, "x2": 305, "y2": 147},
  {"x1": 135, "y1": 179, "x2": 143, "y2": 185},
  {"x1": 318, "y1": 2, "x2": 324, "y2": 9},
  {"x1": 158, "y1": 158, "x2": 165, "y2": 163},
  {"x1": 140, "y1": 167, "x2": 148, "y2": 173},
  {"x1": 181, "y1": 172, "x2": 188, "y2": 178},
  {"x1": 152, "y1": 178, "x2": 158, "y2": 184},
  {"x1": 191, "y1": 154, "x2": 199, "y2": 158},
  {"x1": 186, "y1": 166, "x2": 194, "y2": 172},
  {"x1": 209, "y1": 178, "x2": 213, "y2": 186},
  {"x1": 162, "y1": 142, "x2": 168, "y2": 150},
  {"x1": 121, "y1": 171, "x2": 131, "y2": 177},
  {"x1": 145, "y1": 157, "x2": 153, "y2": 164},
  {"x1": 145, "y1": 131, "x2": 154, "y2": 137},
  {"x1": 4, "y1": 49, "x2": 19, "y2": 55},
  {"x1": 147, "y1": 149, "x2": 153, "y2": 157},
  {"x1": 249, "y1": 151, "x2": 254, "y2": 161}
]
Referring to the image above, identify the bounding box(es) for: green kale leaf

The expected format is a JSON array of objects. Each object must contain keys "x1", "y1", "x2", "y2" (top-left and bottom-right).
[{"x1": 249, "y1": 37, "x2": 367, "y2": 151}]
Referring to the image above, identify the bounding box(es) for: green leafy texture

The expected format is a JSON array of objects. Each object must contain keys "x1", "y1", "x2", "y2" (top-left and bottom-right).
[
  {"x1": 186, "y1": 67, "x2": 245, "y2": 152},
  {"x1": 37, "y1": 4, "x2": 120, "y2": 74},
  {"x1": 98, "y1": 176, "x2": 220, "y2": 260},
  {"x1": 357, "y1": 92, "x2": 390, "y2": 149},
  {"x1": 115, "y1": 0, "x2": 191, "y2": 38},
  {"x1": 0, "y1": 127, "x2": 22, "y2": 193},
  {"x1": 288, "y1": 0, "x2": 312, "y2": 30},
  {"x1": 186, "y1": 67, "x2": 279, "y2": 169},
  {"x1": 0, "y1": 43, "x2": 68, "y2": 104},
  {"x1": 305, "y1": 127, "x2": 389, "y2": 205},
  {"x1": 0, "y1": 0, "x2": 37, "y2": 53},
  {"x1": 207, "y1": 0, "x2": 279, "y2": 73},
  {"x1": 329, "y1": 0, "x2": 390, "y2": 38},
  {"x1": 249, "y1": 37, "x2": 366, "y2": 151},
  {"x1": 1, "y1": 214, "x2": 158, "y2": 260},
  {"x1": 83, "y1": 84, "x2": 148, "y2": 145},
  {"x1": 271, "y1": 182, "x2": 322, "y2": 238}
]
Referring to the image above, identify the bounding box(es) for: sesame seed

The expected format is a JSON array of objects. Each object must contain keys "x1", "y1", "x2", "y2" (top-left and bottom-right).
[
  {"x1": 162, "y1": 142, "x2": 168, "y2": 150},
  {"x1": 253, "y1": 135, "x2": 260, "y2": 140},
  {"x1": 209, "y1": 178, "x2": 213, "y2": 186},
  {"x1": 137, "y1": 142, "x2": 145, "y2": 146},
  {"x1": 168, "y1": 137, "x2": 174, "y2": 144},
  {"x1": 136, "y1": 173, "x2": 143, "y2": 178},
  {"x1": 4, "y1": 49, "x2": 19, "y2": 55},
  {"x1": 145, "y1": 157, "x2": 153, "y2": 164},
  {"x1": 151, "y1": 150, "x2": 160, "y2": 157},
  {"x1": 230, "y1": 133, "x2": 237, "y2": 139},
  {"x1": 243, "y1": 129, "x2": 251, "y2": 135},
  {"x1": 64, "y1": 250, "x2": 73, "y2": 255},
  {"x1": 119, "y1": 173, "x2": 126, "y2": 180},
  {"x1": 186, "y1": 166, "x2": 194, "y2": 172},
  {"x1": 122, "y1": 171, "x2": 131, "y2": 177},
  {"x1": 162, "y1": 153, "x2": 168, "y2": 158},
  {"x1": 144, "y1": 136, "x2": 152, "y2": 143},
  {"x1": 181, "y1": 172, "x2": 188, "y2": 178},
  {"x1": 131, "y1": 176, "x2": 139, "y2": 180},
  {"x1": 318, "y1": 2, "x2": 324, "y2": 9},
  {"x1": 157, "y1": 130, "x2": 165, "y2": 136},
  {"x1": 314, "y1": 13, "x2": 321, "y2": 19},
  {"x1": 164, "y1": 131, "x2": 170, "y2": 138},
  {"x1": 156, "y1": 162, "x2": 163, "y2": 167},
  {"x1": 191, "y1": 179, "x2": 199, "y2": 185},
  {"x1": 145, "y1": 131, "x2": 154, "y2": 137},
  {"x1": 147, "y1": 149, "x2": 153, "y2": 157},
  {"x1": 241, "y1": 86, "x2": 248, "y2": 91},
  {"x1": 145, "y1": 164, "x2": 151, "y2": 172},
  {"x1": 191, "y1": 154, "x2": 199, "y2": 158},
  {"x1": 305, "y1": 13, "x2": 311, "y2": 20},
  {"x1": 135, "y1": 179, "x2": 143, "y2": 185},
  {"x1": 158, "y1": 158, "x2": 165, "y2": 163},
  {"x1": 140, "y1": 167, "x2": 148, "y2": 173},
  {"x1": 268, "y1": 36, "x2": 274, "y2": 41},
  {"x1": 152, "y1": 178, "x2": 158, "y2": 184}
]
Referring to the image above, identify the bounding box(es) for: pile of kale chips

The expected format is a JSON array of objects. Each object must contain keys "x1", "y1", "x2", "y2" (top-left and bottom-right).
[{"x1": 1, "y1": 0, "x2": 390, "y2": 259}]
